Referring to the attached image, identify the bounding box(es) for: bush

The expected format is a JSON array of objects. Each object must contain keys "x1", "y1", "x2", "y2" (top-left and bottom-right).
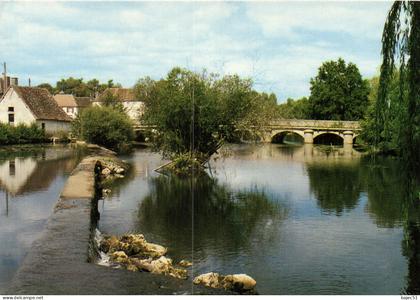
[
  {"x1": 0, "y1": 122, "x2": 47, "y2": 145},
  {"x1": 76, "y1": 106, "x2": 134, "y2": 151}
]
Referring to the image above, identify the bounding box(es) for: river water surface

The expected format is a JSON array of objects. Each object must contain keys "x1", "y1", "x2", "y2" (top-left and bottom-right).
[
  {"x1": 0, "y1": 145, "x2": 85, "y2": 292},
  {"x1": 98, "y1": 143, "x2": 420, "y2": 295}
]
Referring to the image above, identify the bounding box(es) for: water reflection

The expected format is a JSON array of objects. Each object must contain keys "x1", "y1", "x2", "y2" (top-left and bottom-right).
[
  {"x1": 98, "y1": 144, "x2": 420, "y2": 294},
  {"x1": 0, "y1": 145, "x2": 84, "y2": 291},
  {"x1": 136, "y1": 175, "x2": 288, "y2": 261},
  {"x1": 306, "y1": 162, "x2": 361, "y2": 215}
]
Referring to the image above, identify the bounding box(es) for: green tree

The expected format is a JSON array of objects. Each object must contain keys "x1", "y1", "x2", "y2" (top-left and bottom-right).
[
  {"x1": 136, "y1": 67, "x2": 276, "y2": 164},
  {"x1": 55, "y1": 77, "x2": 121, "y2": 97},
  {"x1": 308, "y1": 58, "x2": 370, "y2": 121},
  {"x1": 277, "y1": 97, "x2": 310, "y2": 119},
  {"x1": 101, "y1": 90, "x2": 125, "y2": 113},
  {"x1": 361, "y1": 73, "x2": 406, "y2": 153},
  {"x1": 37, "y1": 83, "x2": 55, "y2": 94},
  {"x1": 374, "y1": 1, "x2": 420, "y2": 167},
  {"x1": 74, "y1": 106, "x2": 134, "y2": 151}
]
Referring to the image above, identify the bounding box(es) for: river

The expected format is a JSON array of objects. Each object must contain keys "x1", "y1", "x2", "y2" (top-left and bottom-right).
[
  {"x1": 98, "y1": 143, "x2": 420, "y2": 295},
  {"x1": 0, "y1": 145, "x2": 85, "y2": 292}
]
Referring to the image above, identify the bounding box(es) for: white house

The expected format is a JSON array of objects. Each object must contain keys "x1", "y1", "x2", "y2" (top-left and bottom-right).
[
  {"x1": 93, "y1": 88, "x2": 144, "y2": 122},
  {"x1": 53, "y1": 92, "x2": 91, "y2": 119},
  {"x1": 0, "y1": 86, "x2": 72, "y2": 134}
]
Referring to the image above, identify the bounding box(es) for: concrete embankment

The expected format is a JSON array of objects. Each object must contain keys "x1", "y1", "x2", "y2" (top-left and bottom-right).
[{"x1": 6, "y1": 153, "x2": 223, "y2": 295}]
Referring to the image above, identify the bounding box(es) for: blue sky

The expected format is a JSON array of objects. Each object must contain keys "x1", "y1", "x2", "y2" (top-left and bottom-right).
[{"x1": 0, "y1": 1, "x2": 392, "y2": 102}]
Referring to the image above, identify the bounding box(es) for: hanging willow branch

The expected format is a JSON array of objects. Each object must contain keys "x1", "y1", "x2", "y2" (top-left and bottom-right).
[{"x1": 376, "y1": 1, "x2": 420, "y2": 166}]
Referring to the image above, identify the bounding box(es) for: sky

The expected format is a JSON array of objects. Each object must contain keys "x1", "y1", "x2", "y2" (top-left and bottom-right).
[{"x1": 0, "y1": 1, "x2": 392, "y2": 102}]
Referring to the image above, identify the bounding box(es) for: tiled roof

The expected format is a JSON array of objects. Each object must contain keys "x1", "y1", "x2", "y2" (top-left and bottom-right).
[
  {"x1": 12, "y1": 86, "x2": 72, "y2": 122},
  {"x1": 97, "y1": 88, "x2": 136, "y2": 102},
  {"x1": 53, "y1": 94, "x2": 77, "y2": 107},
  {"x1": 75, "y1": 97, "x2": 91, "y2": 108}
]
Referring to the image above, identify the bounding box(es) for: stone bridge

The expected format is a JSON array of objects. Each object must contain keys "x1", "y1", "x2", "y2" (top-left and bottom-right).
[
  {"x1": 134, "y1": 119, "x2": 362, "y2": 147},
  {"x1": 261, "y1": 119, "x2": 361, "y2": 146}
]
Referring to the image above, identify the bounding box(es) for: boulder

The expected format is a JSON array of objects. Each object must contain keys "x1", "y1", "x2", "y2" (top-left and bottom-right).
[
  {"x1": 101, "y1": 168, "x2": 111, "y2": 176},
  {"x1": 100, "y1": 236, "x2": 119, "y2": 253},
  {"x1": 222, "y1": 274, "x2": 257, "y2": 292},
  {"x1": 112, "y1": 251, "x2": 128, "y2": 263},
  {"x1": 115, "y1": 167, "x2": 125, "y2": 174},
  {"x1": 132, "y1": 256, "x2": 187, "y2": 279},
  {"x1": 178, "y1": 260, "x2": 193, "y2": 267},
  {"x1": 126, "y1": 264, "x2": 139, "y2": 272},
  {"x1": 193, "y1": 272, "x2": 223, "y2": 289},
  {"x1": 142, "y1": 242, "x2": 167, "y2": 258}
]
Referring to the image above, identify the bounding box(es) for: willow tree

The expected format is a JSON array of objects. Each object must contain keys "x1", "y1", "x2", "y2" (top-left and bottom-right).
[{"x1": 376, "y1": 1, "x2": 420, "y2": 166}]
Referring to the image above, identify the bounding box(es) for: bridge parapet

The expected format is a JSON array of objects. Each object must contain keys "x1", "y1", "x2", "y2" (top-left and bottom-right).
[{"x1": 267, "y1": 119, "x2": 361, "y2": 131}]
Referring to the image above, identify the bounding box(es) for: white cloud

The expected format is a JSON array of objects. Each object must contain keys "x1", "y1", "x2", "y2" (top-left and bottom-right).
[
  {"x1": 245, "y1": 1, "x2": 391, "y2": 40},
  {"x1": 0, "y1": 1, "x2": 390, "y2": 101}
]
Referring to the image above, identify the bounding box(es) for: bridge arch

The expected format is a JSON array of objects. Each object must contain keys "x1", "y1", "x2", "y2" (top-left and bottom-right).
[
  {"x1": 271, "y1": 130, "x2": 304, "y2": 144},
  {"x1": 313, "y1": 132, "x2": 344, "y2": 145}
]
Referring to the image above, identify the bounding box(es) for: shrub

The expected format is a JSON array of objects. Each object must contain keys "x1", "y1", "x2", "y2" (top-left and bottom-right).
[
  {"x1": 76, "y1": 106, "x2": 134, "y2": 151},
  {"x1": 0, "y1": 122, "x2": 47, "y2": 145}
]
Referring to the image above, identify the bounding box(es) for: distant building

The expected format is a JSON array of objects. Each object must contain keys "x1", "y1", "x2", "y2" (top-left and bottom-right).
[
  {"x1": 53, "y1": 92, "x2": 91, "y2": 119},
  {"x1": 0, "y1": 86, "x2": 72, "y2": 134},
  {"x1": 93, "y1": 88, "x2": 144, "y2": 121}
]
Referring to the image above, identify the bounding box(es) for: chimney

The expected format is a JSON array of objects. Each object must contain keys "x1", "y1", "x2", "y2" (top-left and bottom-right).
[{"x1": 2, "y1": 62, "x2": 6, "y2": 92}]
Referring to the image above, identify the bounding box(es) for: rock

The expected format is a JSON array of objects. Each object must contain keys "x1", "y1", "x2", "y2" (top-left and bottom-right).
[
  {"x1": 115, "y1": 174, "x2": 125, "y2": 179},
  {"x1": 115, "y1": 167, "x2": 125, "y2": 174},
  {"x1": 100, "y1": 236, "x2": 119, "y2": 253},
  {"x1": 102, "y1": 189, "x2": 111, "y2": 195},
  {"x1": 112, "y1": 251, "x2": 128, "y2": 263},
  {"x1": 193, "y1": 272, "x2": 223, "y2": 289},
  {"x1": 142, "y1": 242, "x2": 167, "y2": 258},
  {"x1": 178, "y1": 260, "x2": 193, "y2": 267},
  {"x1": 193, "y1": 272, "x2": 257, "y2": 293},
  {"x1": 222, "y1": 274, "x2": 257, "y2": 292},
  {"x1": 101, "y1": 168, "x2": 111, "y2": 176},
  {"x1": 126, "y1": 264, "x2": 138, "y2": 272},
  {"x1": 132, "y1": 256, "x2": 187, "y2": 279}
]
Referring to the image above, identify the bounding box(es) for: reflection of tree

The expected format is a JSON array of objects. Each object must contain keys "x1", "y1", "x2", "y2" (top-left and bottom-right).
[
  {"x1": 360, "y1": 157, "x2": 405, "y2": 228},
  {"x1": 135, "y1": 175, "x2": 287, "y2": 259},
  {"x1": 306, "y1": 162, "x2": 361, "y2": 215},
  {"x1": 400, "y1": 169, "x2": 420, "y2": 294}
]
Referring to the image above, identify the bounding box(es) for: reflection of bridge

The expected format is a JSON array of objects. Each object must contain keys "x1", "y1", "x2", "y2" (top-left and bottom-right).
[
  {"x1": 262, "y1": 119, "x2": 361, "y2": 146},
  {"x1": 134, "y1": 119, "x2": 361, "y2": 148}
]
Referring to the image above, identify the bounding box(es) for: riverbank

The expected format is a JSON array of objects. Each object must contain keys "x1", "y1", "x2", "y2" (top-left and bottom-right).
[{"x1": 5, "y1": 149, "x2": 227, "y2": 295}]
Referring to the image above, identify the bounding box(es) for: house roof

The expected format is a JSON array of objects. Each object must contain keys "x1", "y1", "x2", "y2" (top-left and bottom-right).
[
  {"x1": 53, "y1": 93, "x2": 77, "y2": 107},
  {"x1": 53, "y1": 94, "x2": 92, "y2": 108},
  {"x1": 11, "y1": 86, "x2": 72, "y2": 122},
  {"x1": 97, "y1": 88, "x2": 136, "y2": 102},
  {"x1": 75, "y1": 97, "x2": 91, "y2": 108}
]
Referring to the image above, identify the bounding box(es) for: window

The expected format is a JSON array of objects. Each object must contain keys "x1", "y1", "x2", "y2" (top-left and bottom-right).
[
  {"x1": 8, "y1": 113, "x2": 14, "y2": 124},
  {"x1": 8, "y1": 107, "x2": 14, "y2": 112},
  {"x1": 9, "y1": 160, "x2": 15, "y2": 176},
  {"x1": 41, "y1": 123, "x2": 45, "y2": 131}
]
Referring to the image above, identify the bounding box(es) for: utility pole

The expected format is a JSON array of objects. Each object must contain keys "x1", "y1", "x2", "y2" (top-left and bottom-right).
[{"x1": 28, "y1": 77, "x2": 31, "y2": 87}]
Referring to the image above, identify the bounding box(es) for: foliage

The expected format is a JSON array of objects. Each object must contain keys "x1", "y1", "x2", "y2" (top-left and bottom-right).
[
  {"x1": 166, "y1": 152, "x2": 206, "y2": 177},
  {"x1": 276, "y1": 97, "x2": 311, "y2": 119},
  {"x1": 38, "y1": 78, "x2": 121, "y2": 97},
  {"x1": 361, "y1": 73, "x2": 407, "y2": 153},
  {"x1": 74, "y1": 106, "x2": 134, "y2": 151},
  {"x1": 0, "y1": 123, "x2": 47, "y2": 145},
  {"x1": 135, "y1": 67, "x2": 277, "y2": 160},
  {"x1": 101, "y1": 90, "x2": 126, "y2": 113},
  {"x1": 37, "y1": 83, "x2": 54, "y2": 94},
  {"x1": 373, "y1": 1, "x2": 420, "y2": 167},
  {"x1": 308, "y1": 58, "x2": 370, "y2": 121}
]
